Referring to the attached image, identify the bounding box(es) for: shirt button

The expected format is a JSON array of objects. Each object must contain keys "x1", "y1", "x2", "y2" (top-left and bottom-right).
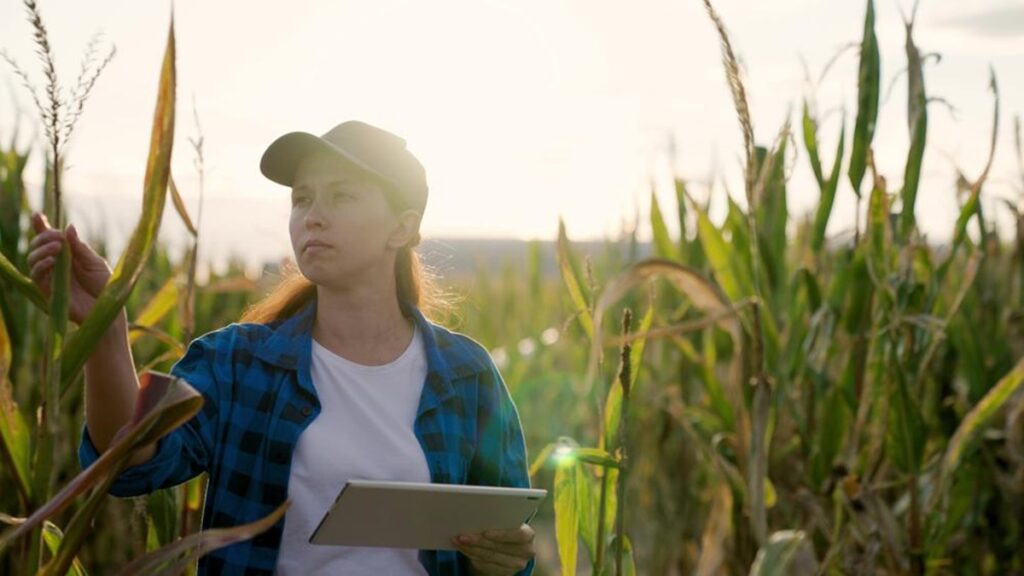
[{"x1": 301, "y1": 406, "x2": 313, "y2": 417}]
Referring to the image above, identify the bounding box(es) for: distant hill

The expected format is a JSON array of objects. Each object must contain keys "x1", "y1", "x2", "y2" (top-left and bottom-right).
[{"x1": 419, "y1": 237, "x2": 653, "y2": 278}]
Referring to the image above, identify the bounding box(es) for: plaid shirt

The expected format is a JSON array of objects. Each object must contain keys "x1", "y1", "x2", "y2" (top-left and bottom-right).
[{"x1": 79, "y1": 300, "x2": 533, "y2": 575}]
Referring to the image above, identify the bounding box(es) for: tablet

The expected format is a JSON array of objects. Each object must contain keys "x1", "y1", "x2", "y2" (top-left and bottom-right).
[{"x1": 309, "y1": 479, "x2": 547, "y2": 550}]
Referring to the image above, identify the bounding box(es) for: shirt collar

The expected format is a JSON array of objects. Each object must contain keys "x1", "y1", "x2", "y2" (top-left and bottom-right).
[{"x1": 251, "y1": 298, "x2": 456, "y2": 410}]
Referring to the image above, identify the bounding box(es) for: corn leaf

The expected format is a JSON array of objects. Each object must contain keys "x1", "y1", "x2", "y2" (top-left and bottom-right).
[
  {"x1": 40, "y1": 521, "x2": 88, "y2": 576},
  {"x1": 114, "y1": 501, "x2": 289, "y2": 576},
  {"x1": 650, "y1": 191, "x2": 680, "y2": 262},
  {"x1": 886, "y1": 363, "x2": 926, "y2": 474},
  {"x1": 0, "y1": 308, "x2": 31, "y2": 503},
  {"x1": 557, "y1": 219, "x2": 594, "y2": 341},
  {"x1": 575, "y1": 464, "x2": 598, "y2": 564},
  {"x1": 0, "y1": 252, "x2": 47, "y2": 311},
  {"x1": 848, "y1": 0, "x2": 880, "y2": 196},
  {"x1": 811, "y1": 117, "x2": 845, "y2": 253},
  {"x1": 41, "y1": 472, "x2": 117, "y2": 576},
  {"x1": 939, "y1": 69, "x2": 999, "y2": 280},
  {"x1": 602, "y1": 305, "x2": 653, "y2": 452},
  {"x1": 695, "y1": 483, "x2": 733, "y2": 576},
  {"x1": 129, "y1": 276, "x2": 179, "y2": 345},
  {"x1": 898, "y1": 15, "x2": 927, "y2": 240},
  {"x1": 528, "y1": 442, "x2": 555, "y2": 478},
  {"x1": 60, "y1": 20, "x2": 177, "y2": 395},
  {"x1": 749, "y1": 530, "x2": 818, "y2": 576},
  {"x1": 587, "y1": 259, "x2": 741, "y2": 399},
  {"x1": 554, "y1": 460, "x2": 579, "y2": 576},
  {"x1": 933, "y1": 357, "x2": 1024, "y2": 510},
  {"x1": 0, "y1": 371, "x2": 202, "y2": 551},
  {"x1": 169, "y1": 174, "x2": 197, "y2": 236}
]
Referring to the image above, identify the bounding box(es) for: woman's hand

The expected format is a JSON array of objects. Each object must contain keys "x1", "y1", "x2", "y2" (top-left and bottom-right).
[
  {"x1": 27, "y1": 212, "x2": 113, "y2": 325},
  {"x1": 453, "y1": 523, "x2": 535, "y2": 575}
]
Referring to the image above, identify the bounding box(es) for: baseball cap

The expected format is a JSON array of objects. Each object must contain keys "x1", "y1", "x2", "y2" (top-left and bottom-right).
[{"x1": 260, "y1": 120, "x2": 428, "y2": 213}]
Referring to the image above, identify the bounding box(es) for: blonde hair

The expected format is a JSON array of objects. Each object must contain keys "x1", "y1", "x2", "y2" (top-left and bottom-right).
[{"x1": 239, "y1": 244, "x2": 449, "y2": 325}]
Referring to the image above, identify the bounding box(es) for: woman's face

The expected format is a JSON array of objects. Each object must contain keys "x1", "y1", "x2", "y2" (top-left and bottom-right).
[{"x1": 288, "y1": 153, "x2": 413, "y2": 289}]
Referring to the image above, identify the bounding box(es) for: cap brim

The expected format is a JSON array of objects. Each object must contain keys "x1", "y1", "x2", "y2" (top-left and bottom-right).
[{"x1": 259, "y1": 131, "x2": 380, "y2": 187}]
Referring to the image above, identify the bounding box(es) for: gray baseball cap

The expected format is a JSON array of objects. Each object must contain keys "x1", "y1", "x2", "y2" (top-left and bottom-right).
[{"x1": 260, "y1": 120, "x2": 428, "y2": 213}]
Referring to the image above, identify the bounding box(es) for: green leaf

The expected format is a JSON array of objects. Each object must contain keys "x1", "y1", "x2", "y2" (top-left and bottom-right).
[
  {"x1": 866, "y1": 181, "x2": 891, "y2": 282},
  {"x1": 575, "y1": 465, "x2": 598, "y2": 564},
  {"x1": 0, "y1": 251, "x2": 47, "y2": 311},
  {"x1": 557, "y1": 219, "x2": 593, "y2": 341},
  {"x1": 0, "y1": 308, "x2": 31, "y2": 504},
  {"x1": 40, "y1": 521, "x2": 88, "y2": 576},
  {"x1": 847, "y1": 0, "x2": 880, "y2": 196},
  {"x1": 702, "y1": 326, "x2": 735, "y2": 431},
  {"x1": 528, "y1": 443, "x2": 555, "y2": 478},
  {"x1": 169, "y1": 174, "x2": 197, "y2": 236},
  {"x1": 810, "y1": 386, "x2": 849, "y2": 489},
  {"x1": 693, "y1": 200, "x2": 754, "y2": 303},
  {"x1": 601, "y1": 534, "x2": 636, "y2": 576},
  {"x1": 939, "y1": 70, "x2": 999, "y2": 280},
  {"x1": 899, "y1": 16, "x2": 927, "y2": 240},
  {"x1": 553, "y1": 461, "x2": 579, "y2": 576},
  {"x1": 41, "y1": 472, "x2": 117, "y2": 576},
  {"x1": 60, "y1": 19, "x2": 177, "y2": 395},
  {"x1": 802, "y1": 100, "x2": 825, "y2": 188},
  {"x1": 650, "y1": 191, "x2": 680, "y2": 262},
  {"x1": 115, "y1": 502, "x2": 289, "y2": 576},
  {"x1": 749, "y1": 530, "x2": 818, "y2": 576},
  {"x1": 146, "y1": 488, "x2": 180, "y2": 550},
  {"x1": 603, "y1": 305, "x2": 653, "y2": 451},
  {"x1": 886, "y1": 365, "x2": 926, "y2": 474},
  {"x1": 934, "y1": 357, "x2": 1024, "y2": 509},
  {"x1": 129, "y1": 275, "x2": 180, "y2": 345},
  {"x1": 0, "y1": 370, "x2": 203, "y2": 552},
  {"x1": 812, "y1": 119, "x2": 846, "y2": 253},
  {"x1": 586, "y1": 259, "x2": 742, "y2": 405},
  {"x1": 574, "y1": 447, "x2": 621, "y2": 470}
]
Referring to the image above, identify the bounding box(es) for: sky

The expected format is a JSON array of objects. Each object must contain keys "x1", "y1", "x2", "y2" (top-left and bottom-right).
[{"x1": 1, "y1": 0, "x2": 1022, "y2": 275}]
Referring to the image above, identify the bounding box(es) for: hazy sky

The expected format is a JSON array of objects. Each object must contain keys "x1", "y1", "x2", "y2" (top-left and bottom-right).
[{"x1": 1, "y1": 0, "x2": 1022, "y2": 273}]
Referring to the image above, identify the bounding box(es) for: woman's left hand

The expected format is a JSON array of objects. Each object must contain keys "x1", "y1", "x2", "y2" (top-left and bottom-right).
[{"x1": 453, "y1": 523, "x2": 535, "y2": 575}]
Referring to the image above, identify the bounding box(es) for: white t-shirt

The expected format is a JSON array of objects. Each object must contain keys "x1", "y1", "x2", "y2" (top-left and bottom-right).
[{"x1": 275, "y1": 326, "x2": 431, "y2": 575}]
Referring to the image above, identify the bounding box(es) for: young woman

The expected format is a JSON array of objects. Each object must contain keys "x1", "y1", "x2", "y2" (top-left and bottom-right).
[{"x1": 27, "y1": 121, "x2": 536, "y2": 575}]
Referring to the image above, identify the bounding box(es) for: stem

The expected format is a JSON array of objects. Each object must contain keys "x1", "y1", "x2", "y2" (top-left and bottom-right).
[
  {"x1": 595, "y1": 469, "x2": 608, "y2": 573},
  {"x1": 615, "y1": 404, "x2": 628, "y2": 576},
  {"x1": 615, "y1": 309, "x2": 632, "y2": 576},
  {"x1": 909, "y1": 471, "x2": 923, "y2": 575}
]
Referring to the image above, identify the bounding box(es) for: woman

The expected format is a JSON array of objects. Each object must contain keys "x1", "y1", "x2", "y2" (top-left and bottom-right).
[{"x1": 27, "y1": 121, "x2": 536, "y2": 575}]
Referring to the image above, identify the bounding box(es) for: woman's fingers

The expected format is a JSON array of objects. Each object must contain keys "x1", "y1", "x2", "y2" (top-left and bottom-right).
[
  {"x1": 455, "y1": 543, "x2": 528, "y2": 572},
  {"x1": 30, "y1": 256, "x2": 54, "y2": 293},
  {"x1": 27, "y1": 236, "x2": 63, "y2": 268},
  {"x1": 30, "y1": 211, "x2": 52, "y2": 234},
  {"x1": 28, "y1": 228, "x2": 63, "y2": 252}
]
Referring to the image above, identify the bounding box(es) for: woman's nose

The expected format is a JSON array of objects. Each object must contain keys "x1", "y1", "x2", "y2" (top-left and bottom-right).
[{"x1": 303, "y1": 197, "x2": 327, "y2": 228}]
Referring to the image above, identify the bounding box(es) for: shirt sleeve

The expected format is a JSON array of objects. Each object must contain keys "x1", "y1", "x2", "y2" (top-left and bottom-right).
[
  {"x1": 77, "y1": 329, "x2": 229, "y2": 498},
  {"x1": 465, "y1": 358, "x2": 535, "y2": 576}
]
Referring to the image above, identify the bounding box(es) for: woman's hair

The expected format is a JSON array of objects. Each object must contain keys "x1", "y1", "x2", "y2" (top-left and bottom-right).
[
  {"x1": 240, "y1": 167, "x2": 455, "y2": 325},
  {"x1": 239, "y1": 243, "x2": 449, "y2": 325}
]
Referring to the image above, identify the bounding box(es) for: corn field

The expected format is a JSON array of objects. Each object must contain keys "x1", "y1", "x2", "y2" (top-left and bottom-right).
[{"x1": 2, "y1": 0, "x2": 1024, "y2": 574}]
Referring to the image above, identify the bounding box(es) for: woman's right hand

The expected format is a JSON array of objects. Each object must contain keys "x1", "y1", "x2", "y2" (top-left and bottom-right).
[{"x1": 27, "y1": 212, "x2": 114, "y2": 325}]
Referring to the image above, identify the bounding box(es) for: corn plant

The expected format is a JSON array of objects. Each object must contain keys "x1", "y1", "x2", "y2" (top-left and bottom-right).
[
  {"x1": 0, "y1": 6, "x2": 283, "y2": 574},
  {"x1": 529, "y1": 0, "x2": 1024, "y2": 574}
]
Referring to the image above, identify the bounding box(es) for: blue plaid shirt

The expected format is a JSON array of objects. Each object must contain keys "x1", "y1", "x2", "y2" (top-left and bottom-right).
[{"x1": 79, "y1": 301, "x2": 534, "y2": 575}]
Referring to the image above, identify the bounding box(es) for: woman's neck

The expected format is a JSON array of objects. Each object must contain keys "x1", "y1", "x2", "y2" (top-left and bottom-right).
[{"x1": 311, "y1": 283, "x2": 414, "y2": 366}]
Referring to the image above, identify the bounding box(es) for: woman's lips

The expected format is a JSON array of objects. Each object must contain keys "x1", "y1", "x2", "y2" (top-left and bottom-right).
[{"x1": 304, "y1": 241, "x2": 332, "y2": 254}]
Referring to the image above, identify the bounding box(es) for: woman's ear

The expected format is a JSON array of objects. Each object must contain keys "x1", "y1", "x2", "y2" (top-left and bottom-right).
[{"x1": 387, "y1": 209, "x2": 422, "y2": 249}]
